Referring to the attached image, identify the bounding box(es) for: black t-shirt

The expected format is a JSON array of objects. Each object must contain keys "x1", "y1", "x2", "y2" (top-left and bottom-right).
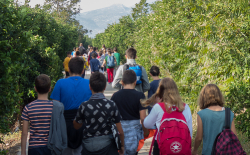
[
  {"x1": 111, "y1": 89, "x2": 146, "y2": 120},
  {"x1": 75, "y1": 98, "x2": 121, "y2": 139}
]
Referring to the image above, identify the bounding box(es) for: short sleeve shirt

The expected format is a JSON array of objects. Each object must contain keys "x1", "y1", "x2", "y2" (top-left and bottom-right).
[
  {"x1": 21, "y1": 100, "x2": 53, "y2": 149},
  {"x1": 63, "y1": 57, "x2": 71, "y2": 72},
  {"x1": 111, "y1": 89, "x2": 146, "y2": 120},
  {"x1": 114, "y1": 53, "x2": 120, "y2": 66},
  {"x1": 50, "y1": 76, "x2": 92, "y2": 110},
  {"x1": 75, "y1": 97, "x2": 121, "y2": 139}
]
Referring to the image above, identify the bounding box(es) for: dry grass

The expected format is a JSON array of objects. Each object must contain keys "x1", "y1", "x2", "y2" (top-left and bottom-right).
[
  {"x1": 0, "y1": 131, "x2": 22, "y2": 155},
  {"x1": 191, "y1": 107, "x2": 250, "y2": 154}
]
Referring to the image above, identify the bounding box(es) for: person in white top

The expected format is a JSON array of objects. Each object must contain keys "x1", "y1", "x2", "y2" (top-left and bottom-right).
[{"x1": 142, "y1": 78, "x2": 192, "y2": 155}]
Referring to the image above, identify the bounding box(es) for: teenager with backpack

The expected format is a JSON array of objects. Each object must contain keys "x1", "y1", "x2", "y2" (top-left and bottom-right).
[
  {"x1": 142, "y1": 78, "x2": 192, "y2": 155},
  {"x1": 192, "y1": 84, "x2": 246, "y2": 155},
  {"x1": 112, "y1": 47, "x2": 150, "y2": 93},
  {"x1": 102, "y1": 48, "x2": 116, "y2": 84}
]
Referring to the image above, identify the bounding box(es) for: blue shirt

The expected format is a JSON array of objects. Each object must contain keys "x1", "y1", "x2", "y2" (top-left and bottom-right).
[
  {"x1": 50, "y1": 76, "x2": 92, "y2": 110},
  {"x1": 90, "y1": 58, "x2": 100, "y2": 72},
  {"x1": 148, "y1": 79, "x2": 161, "y2": 98},
  {"x1": 89, "y1": 51, "x2": 97, "y2": 61},
  {"x1": 198, "y1": 109, "x2": 234, "y2": 155}
]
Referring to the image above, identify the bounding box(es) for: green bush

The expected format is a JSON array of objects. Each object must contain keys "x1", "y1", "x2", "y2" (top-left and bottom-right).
[
  {"x1": 0, "y1": 0, "x2": 85, "y2": 136},
  {"x1": 92, "y1": 0, "x2": 250, "y2": 137}
]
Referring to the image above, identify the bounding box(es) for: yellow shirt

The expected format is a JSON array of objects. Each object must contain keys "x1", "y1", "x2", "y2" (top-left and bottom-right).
[
  {"x1": 82, "y1": 56, "x2": 88, "y2": 69},
  {"x1": 63, "y1": 57, "x2": 71, "y2": 72}
]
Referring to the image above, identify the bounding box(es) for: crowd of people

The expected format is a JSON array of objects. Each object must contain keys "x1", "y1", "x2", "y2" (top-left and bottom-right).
[{"x1": 20, "y1": 46, "x2": 246, "y2": 155}]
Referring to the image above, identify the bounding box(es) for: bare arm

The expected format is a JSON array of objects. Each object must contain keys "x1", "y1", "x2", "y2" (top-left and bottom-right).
[
  {"x1": 231, "y1": 119, "x2": 237, "y2": 136},
  {"x1": 21, "y1": 120, "x2": 29, "y2": 155},
  {"x1": 192, "y1": 115, "x2": 203, "y2": 155},
  {"x1": 140, "y1": 109, "x2": 149, "y2": 136},
  {"x1": 116, "y1": 122, "x2": 125, "y2": 155},
  {"x1": 73, "y1": 120, "x2": 83, "y2": 130}
]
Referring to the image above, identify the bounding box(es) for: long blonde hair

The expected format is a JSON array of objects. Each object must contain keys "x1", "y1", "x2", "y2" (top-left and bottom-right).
[{"x1": 141, "y1": 78, "x2": 185, "y2": 112}]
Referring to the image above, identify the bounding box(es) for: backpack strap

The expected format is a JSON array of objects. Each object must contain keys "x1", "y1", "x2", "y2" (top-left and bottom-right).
[
  {"x1": 225, "y1": 107, "x2": 231, "y2": 129},
  {"x1": 123, "y1": 64, "x2": 129, "y2": 74},
  {"x1": 158, "y1": 102, "x2": 167, "y2": 113},
  {"x1": 149, "y1": 130, "x2": 158, "y2": 155}
]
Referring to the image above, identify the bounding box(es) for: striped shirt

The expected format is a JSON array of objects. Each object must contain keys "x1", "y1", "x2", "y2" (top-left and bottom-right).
[{"x1": 21, "y1": 100, "x2": 53, "y2": 149}]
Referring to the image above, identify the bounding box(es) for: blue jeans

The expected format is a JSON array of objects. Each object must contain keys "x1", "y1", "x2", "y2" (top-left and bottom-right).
[{"x1": 28, "y1": 146, "x2": 51, "y2": 155}]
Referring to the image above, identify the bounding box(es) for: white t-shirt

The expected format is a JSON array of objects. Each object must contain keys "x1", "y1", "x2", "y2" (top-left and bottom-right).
[{"x1": 144, "y1": 103, "x2": 193, "y2": 139}]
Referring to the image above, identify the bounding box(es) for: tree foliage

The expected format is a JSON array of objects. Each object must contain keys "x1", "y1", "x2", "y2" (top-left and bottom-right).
[
  {"x1": 93, "y1": 0, "x2": 250, "y2": 138},
  {"x1": 0, "y1": 0, "x2": 87, "y2": 142}
]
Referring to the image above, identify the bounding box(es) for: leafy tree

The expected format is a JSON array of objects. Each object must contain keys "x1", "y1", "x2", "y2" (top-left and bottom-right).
[{"x1": 132, "y1": 0, "x2": 149, "y2": 20}]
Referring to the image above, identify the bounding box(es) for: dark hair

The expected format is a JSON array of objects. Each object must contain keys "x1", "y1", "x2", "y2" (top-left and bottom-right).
[
  {"x1": 92, "y1": 52, "x2": 97, "y2": 58},
  {"x1": 68, "y1": 57, "x2": 84, "y2": 75},
  {"x1": 90, "y1": 72, "x2": 107, "y2": 92},
  {"x1": 73, "y1": 47, "x2": 76, "y2": 51},
  {"x1": 107, "y1": 48, "x2": 112, "y2": 55},
  {"x1": 126, "y1": 47, "x2": 137, "y2": 59},
  {"x1": 122, "y1": 70, "x2": 137, "y2": 85},
  {"x1": 90, "y1": 45, "x2": 93, "y2": 48},
  {"x1": 150, "y1": 66, "x2": 160, "y2": 76},
  {"x1": 67, "y1": 51, "x2": 71, "y2": 55},
  {"x1": 76, "y1": 51, "x2": 80, "y2": 56},
  {"x1": 93, "y1": 47, "x2": 97, "y2": 51},
  {"x1": 102, "y1": 44, "x2": 105, "y2": 48},
  {"x1": 113, "y1": 47, "x2": 117, "y2": 52},
  {"x1": 35, "y1": 74, "x2": 51, "y2": 94}
]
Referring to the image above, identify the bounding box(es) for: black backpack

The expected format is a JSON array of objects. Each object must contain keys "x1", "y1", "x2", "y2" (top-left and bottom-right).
[{"x1": 211, "y1": 108, "x2": 246, "y2": 155}]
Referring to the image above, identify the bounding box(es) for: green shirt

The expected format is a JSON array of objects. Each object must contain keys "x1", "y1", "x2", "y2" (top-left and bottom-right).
[
  {"x1": 114, "y1": 52, "x2": 120, "y2": 66},
  {"x1": 105, "y1": 55, "x2": 115, "y2": 69}
]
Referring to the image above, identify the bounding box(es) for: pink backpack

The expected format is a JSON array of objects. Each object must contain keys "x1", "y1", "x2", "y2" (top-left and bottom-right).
[{"x1": 149, "y1": 103, "x2": 191, "y2": 155}]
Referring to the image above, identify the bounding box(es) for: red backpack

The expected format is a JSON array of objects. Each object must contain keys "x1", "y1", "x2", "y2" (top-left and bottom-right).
[
  {"x1": 211, "y1": 108, "x2": 246, "y2": 155},
  {"x1": 149, "y1": 103, "x2": 191, "y2": 155}
]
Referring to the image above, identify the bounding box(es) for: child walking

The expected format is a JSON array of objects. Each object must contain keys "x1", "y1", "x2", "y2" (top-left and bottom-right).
[
  {"x1": 21, "y1": 74, "x2": 67, "y2": 155},
  {"x1": 192, "y1": 84, "x2": 237, "y2": 155},
  {"x1": 111, "y1": 70, "x2": 149, "y2": 155},
  {"x1": 63, "y1": 51, "x2": 71, "y2": 78},
  {"x1": 90, "y1": 52, "x2": 101, "y2": 74},
  {"x1": 102, "y1": 48, "x2": 116, "y2": 84},
  {"x1": 142, "y1": 78, "x2": 192, "y2": 155}
]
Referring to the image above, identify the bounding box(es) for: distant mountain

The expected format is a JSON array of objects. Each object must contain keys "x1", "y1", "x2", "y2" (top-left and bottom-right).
[{"x1": 76, "y1": 4, "x2": 132, "y2": 38}]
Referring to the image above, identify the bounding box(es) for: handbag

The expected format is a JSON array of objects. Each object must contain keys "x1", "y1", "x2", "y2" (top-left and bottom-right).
[{"x1": 110, "y1": 121, "x2": 122, "y2": 150}]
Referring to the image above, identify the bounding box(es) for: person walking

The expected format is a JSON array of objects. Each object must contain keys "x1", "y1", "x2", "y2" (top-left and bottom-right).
[
  {"x1": 142, "y1": 78, "x2": 193, "y2": 155},
  {"x1": 50, "y1": 57, "x2": 92, "y2": 155},
  {"x1": 113, "y1": 47, "x2": 120, "y2": 77},
  {"x1": 102, "y1": 48, "x2": 116, "y2": 84},
  {"x1": 73, "y1": 72, "x2": 125, "y2": 155},
  {"x1": 112, "y1": 47, "x2": 150, "y2": 93}
]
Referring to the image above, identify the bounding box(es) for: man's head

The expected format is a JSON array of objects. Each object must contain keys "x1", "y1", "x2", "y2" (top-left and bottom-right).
[
  {"x1": 76, "y1": 51, "x2": 80, "y2": 56},
  {"x1": 113, "y1": 47, "x2": 117, "y2": 52},
  {"x1": 35, "y1": 74, "x2": 51, "y2": 94},
  {"x1": 121, "y1": 70, "x2": 137, "y2": 87},
  {"x1": 68, "y1": 57, "x2": 84, "y2": 75},
  {"x1": 88, "y1": 45, "x2": 90, "y2": 48},
  {"x1": 92, "y1": 52, "x2": 97, "y2": 58},
  {"x1": 73, "y1": 47, "x2": 76, "y2": 51},
  {"x1": 67, "y1": 51, "x2": 71, "y2": 56},
  {"x1": 150, "y1": 66, "x2": 160, "y2": 77},
  {"x1": 89, "y1": 72, "x2": 107, "y2": 93},
  {"x1": 93, "y1": 47, "x2": 97, "y2": 52},
  {"x1": 90, "y1": 45, "x2": 93, "y2": 52},
  {"x1": 125, "y1": 47, "x2": 137, "y2": 59},
  {"x1": 80, "y1": 43, "x2": 83, "y2": 46},
  {"x1": 107, "y1": 48, "x2": 112, "y2": 55}
]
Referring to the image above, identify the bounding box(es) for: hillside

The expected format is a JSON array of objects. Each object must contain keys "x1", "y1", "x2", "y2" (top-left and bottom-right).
[{"x1": 76, "y1": 4, "x2": 132, "y2": 37}]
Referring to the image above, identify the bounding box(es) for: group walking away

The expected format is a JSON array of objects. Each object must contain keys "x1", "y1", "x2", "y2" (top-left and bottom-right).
[{"x1": 21, "y1": 46, "x2": 246, "y2": 155}]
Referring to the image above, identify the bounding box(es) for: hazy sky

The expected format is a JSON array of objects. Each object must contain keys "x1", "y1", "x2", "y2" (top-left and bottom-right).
[{"x1": 18, "y1": 0, "x2": 157, "y2": 13}]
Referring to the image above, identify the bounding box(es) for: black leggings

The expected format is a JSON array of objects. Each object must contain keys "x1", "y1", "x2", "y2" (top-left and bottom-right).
[{"x1": 153, "y1": 140, "x2": 160, "y2": 155}]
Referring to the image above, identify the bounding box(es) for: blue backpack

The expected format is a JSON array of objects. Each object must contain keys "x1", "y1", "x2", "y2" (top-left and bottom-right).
[
  {"x1": 107, "y1": 56, "x2": 115, "y2": 68},
  {"x1": 123, "y1": 64, "x2": 142, "y2": 84}
]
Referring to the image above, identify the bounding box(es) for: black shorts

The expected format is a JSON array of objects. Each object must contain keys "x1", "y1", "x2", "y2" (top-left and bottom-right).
[
  {"x1": 66, "y1": 71, "x2": 70, "y2": 76},
  {"x1": 28, "y1": 146, "x2": 51, "y2": 155}
]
